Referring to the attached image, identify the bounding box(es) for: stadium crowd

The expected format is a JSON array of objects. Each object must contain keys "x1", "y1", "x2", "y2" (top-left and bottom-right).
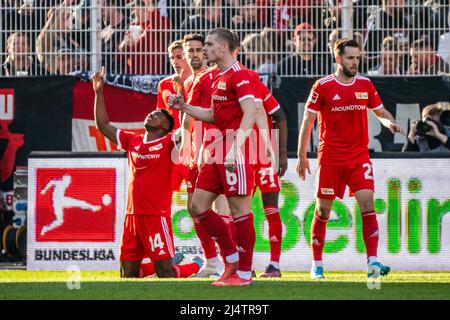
[{"x1": 1, "y1": 0, "x2": 450, "y2": 76}]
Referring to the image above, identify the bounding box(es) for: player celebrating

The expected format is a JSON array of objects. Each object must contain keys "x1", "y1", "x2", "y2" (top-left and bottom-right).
[
  {"x1": 168, "y1": 28, "x2": 261, "y2": 286},
  {"x1": 296, "y1": 38, "x2": 404, "y2": 280},
  {"x1": 180, "y1": 33, "x2": 234, "y2": 277},
  {"x1": 92, "y1": 67, "x2": 202, "y2": 279},
  {"x1": 157, "y1": 39, "x2": 192, "y2": 192}
]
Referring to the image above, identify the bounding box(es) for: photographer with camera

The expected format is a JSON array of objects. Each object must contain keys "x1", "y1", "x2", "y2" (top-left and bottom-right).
[{"x1": 403, "y1": 104, "x2": 450, "y2": 152}]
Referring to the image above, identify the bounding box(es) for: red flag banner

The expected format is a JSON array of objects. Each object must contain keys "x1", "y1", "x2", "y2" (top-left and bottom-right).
[{"x1": 72, "y1": 81, "x2": 156, "y2": 151}]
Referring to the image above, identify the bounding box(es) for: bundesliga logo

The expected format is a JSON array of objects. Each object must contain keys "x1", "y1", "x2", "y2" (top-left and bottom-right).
[{"x1": 35, "y1": 168, "x2": 116, "y2": 242}]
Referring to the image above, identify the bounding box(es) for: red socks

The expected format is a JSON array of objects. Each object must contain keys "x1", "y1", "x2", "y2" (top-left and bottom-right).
[
  {"x1": 311, "y1": 210, "x2": 328, "y2": 261},
  {"x1": 264, "y1": 205, "x2": 282, "y2": 263},
  {"x1": 139, "y1": 261, "x2": 155, "y2": 277},
  {"x1": 233, "y1": 213, "x2": 256, "y2": 272},
  {"x1": 193, "y1": 219, "x2": 217, "y2": 259},
  {"x1": 172, "y1": 262, "x2": 201, "y2": 278},
  {"x1": 196, "y1": 209, "x2": 237, "y2": 259},
  {"x1": 362, "y1": 211, "x2": 379, "y2": 258}
]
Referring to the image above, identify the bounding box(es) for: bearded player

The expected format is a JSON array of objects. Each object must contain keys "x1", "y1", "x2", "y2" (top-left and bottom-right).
[{"x1": 296, "y1": 38, "x2": 404, "y2": 280}]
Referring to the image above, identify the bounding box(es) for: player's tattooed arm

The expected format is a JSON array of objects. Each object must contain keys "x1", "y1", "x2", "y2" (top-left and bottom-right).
[
  {"x1": 371, "y1": 106, "x2": 404, "y2": 135},
  {"x1": 92, "y1": 67, "x2": 118, "y2": 145},
  {"x1": 296, "y1": 109, "x2": 317, "y2": 181}
]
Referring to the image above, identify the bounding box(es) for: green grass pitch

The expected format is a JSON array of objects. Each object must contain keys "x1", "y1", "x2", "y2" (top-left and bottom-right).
[{"x1": 1, "y1": 271, "x2": 450, "y2": 300}]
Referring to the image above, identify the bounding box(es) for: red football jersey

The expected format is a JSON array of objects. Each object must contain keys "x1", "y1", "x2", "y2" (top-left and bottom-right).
[
  {"x1": 187, "y1": 66, "x2": 220, "y2": 150},
  {"x1": 247, "y1": 70, "x2": 281, "y2": 129},
  {"x1": 183, "y1": 74, "x2": 195, "y2": 100},
  {"x1": 305, "y1": 74, "x2": 383, "y2": 166},
  {"x1": 211, "y1": 62, "x2": 257, "y2": 133},
  {"x1": 117, "y1": 130, "x2": 174, "y2": 216},
  {"x1": 157, "y1": 74, "x2": 181, "y2": 129}
]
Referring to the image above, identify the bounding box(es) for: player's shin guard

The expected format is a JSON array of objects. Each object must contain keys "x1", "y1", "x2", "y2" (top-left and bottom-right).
[
  {"x1": 193, "y1": 218, "x2": 218, "y2": 259},
  {"x1": 311, "y1": 210, "x2": 328, "y2": 261},
  {"x1": 264, "y1": 205, "x2": 282, "y2": 263},
  {"x1": 196, "y1": 209, "x2": 237, "y2": 261},
  {"x1": 139, "y1": 262, "x2": 155, "y2": 278},
  {"x1": 233, "y1": 213, "x2": 256, "y2": 279},
  {"x1": 362, "y1": 211, "x2": 379, "y2": 258},
  {"x1": 172, "y1": 263, "x2": 201, "y2": 278}
]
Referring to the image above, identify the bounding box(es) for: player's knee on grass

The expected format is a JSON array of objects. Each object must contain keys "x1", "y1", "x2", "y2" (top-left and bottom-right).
[
  {"x1": 120, "y1": 261, "x2": 140, "y2": 278},
  {"x1": 154, "y1": 259, "x2": 176, "y2": 278}
]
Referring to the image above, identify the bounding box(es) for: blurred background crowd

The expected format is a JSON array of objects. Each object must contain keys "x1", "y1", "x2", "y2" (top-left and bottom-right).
[{"x1": 1, "y1": 0, "x2": 449, "y2": 76}]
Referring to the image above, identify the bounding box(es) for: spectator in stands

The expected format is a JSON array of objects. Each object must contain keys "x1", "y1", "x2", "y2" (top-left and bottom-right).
[
  {"x1": 67, "y1": 0, "x2": 92, "y2": 52},
  {"x1": 1, "y1": 32, "x2": 43, "y2": 76},
  {"x1": 179, "y1": 0, "x2": 222, "y2": 39},
  {"x1": 277, "y1": 22, "x2": 330, "y2": 76},
  {"x1": 232, "y1": 0, "x2": 267, "y2": 42},
  {"x1": 407, "y1": 37, "x2": 450, "y2": 75},
  {"x1": 118, "y1": 0, "x2": 172, "y2": 75},
  {"x1": 35, "y1": 0, "x2": 83, "y2": 74},
  {"x1": 55, "y1": 47, "x2": 88, "y2": 75},
  {"x1": 1, "y1": 0, "x2": 48, "y2": 55},
  {"x1": 163, "y1": 0, "x2": 190, "y2": 29},
  {"x1": 101, "y1": 0, "x2": 130, "y2": 74},
  {"x1": 241, "y1": 32, "x2": 277, "y2": 73},
  {"x1": 278, "y1": 0, "x2": 326, "y2": 27},
  {"x1": 369, "y1": 36, "x2": 402, "y2": 75},
  {"x1": 364, "y1": 0, "x2": 413, "y2": 71},
  {"x1": 403, "y1": 103, "x2": 450, "y2": 152},
  {"x1": 260, "y1": 27, "x2": 288, "y2": 63},
  {"x1": 412, "y1": 0, "x2": 449, "y2": 46}
]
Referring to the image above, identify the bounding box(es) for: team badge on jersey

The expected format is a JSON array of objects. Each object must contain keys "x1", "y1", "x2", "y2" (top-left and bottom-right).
[
  {"x1": 148, "y1": 143, "x2": 163, "y2": 152},
  {"x1": 355, "y1": 92, "x2": 368, "y2": 99},
  {"x1": 218, "y1": 82, "x2": 227, "y2": 90}
]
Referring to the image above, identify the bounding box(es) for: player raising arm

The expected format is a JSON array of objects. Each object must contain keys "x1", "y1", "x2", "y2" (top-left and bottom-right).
[{"x1": 92, "y1": 67, "x2": 203, "y2": 279}]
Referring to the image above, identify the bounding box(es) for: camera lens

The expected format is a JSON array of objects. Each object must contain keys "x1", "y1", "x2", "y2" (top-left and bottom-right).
[{"x1": 415, "y1": 120, "x2": 432, "y2": 136}]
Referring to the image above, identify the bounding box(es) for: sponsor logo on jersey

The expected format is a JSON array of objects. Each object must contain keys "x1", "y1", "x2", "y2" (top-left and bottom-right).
[
  {"x1": 321, "y1": 188, "x2": 335, "y2": 195},
  {"x1": 212, "y1": 94, "x2": 227, "y2": 101},
  {"x1": 148, "y1": 143, "x2": 163, "y2": 152},
  {"x1": 332, "y1": 94, "x2": 341, "y2": 100},
  {"x1": 236, "y1": 80, "x2": 250, "y2": 88},
  {"x1": 331, "y1": 105, "x2": 366, "y2": 112},
  {"x1": 308, "y1": 90, "x2": 319, "y2": 103},
  {"x1": 218, "y1": 82, "x2": 227, "y2": 90},
  {"x1": 229, "y1": 186, "x2": 237, "y2": 192},
  {"x1": 355, "y1": 92, "x2": 368, "y2": 99},
  {"x1": 132, "y1": 151, "x2": 161, "y2": 160},
  {"x1": 158, "y1": 249, "x2": 166, "y2": 256},
  {"x1": 264, "y1": 93, "x2": 271, "y2": 102}
]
